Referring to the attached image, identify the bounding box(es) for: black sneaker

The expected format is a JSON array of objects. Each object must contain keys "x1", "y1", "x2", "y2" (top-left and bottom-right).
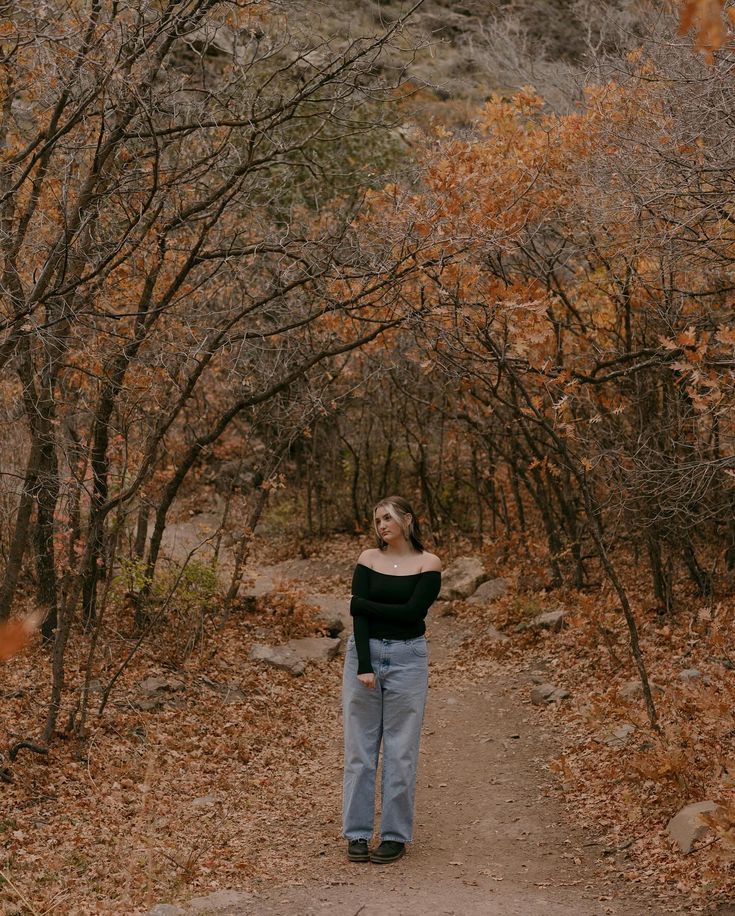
[
  {"x1": 369, "y1": 840, "x2": 405, "y2": 863},
  {"x1": 347, "y1": 839, "x2": 369, "y2": 862}
]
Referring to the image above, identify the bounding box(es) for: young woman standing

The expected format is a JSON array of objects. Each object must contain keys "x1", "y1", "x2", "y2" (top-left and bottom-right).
[{"x1": 342, "y1": 496, "x2": 442, "y2": 864}]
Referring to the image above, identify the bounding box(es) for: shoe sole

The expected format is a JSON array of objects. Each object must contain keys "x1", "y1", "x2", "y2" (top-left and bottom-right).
[
  {"x1": 347, "y1": 849, "x2": 370, "y2": 863},
  {"x1": 369, "y1": 850, "x2": 405, "y2": 864}
]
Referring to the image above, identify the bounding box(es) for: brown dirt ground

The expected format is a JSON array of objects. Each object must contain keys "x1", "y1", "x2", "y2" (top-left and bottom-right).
[{"x1": 154, "y1": 572, "x2": 689, "y2": 916}]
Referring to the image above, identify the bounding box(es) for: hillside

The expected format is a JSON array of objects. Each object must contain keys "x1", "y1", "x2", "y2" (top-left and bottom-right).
[{"x1": 288, "y1": 0, "x2": 644, "y2": 118}]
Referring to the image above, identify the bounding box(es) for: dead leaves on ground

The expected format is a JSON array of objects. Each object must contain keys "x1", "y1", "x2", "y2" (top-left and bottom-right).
[{"x1": 451, "y1": 538, "x2": 735, "y2": 908}]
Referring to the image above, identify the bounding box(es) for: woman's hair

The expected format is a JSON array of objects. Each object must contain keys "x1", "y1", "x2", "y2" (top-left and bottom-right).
[{"x1": 373, "y1": 496, "x2": 425, "y2": 553}]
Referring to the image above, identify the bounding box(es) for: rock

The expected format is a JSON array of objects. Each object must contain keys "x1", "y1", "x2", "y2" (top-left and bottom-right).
[
  {"x1": 139, "y1": 676, "x2": 185, "y2": 694},
  {"x1": 679, "y1": 668, "x2": 702, "y2": 682},
  {"x1": 308, "y1": 593, "x2": 348, "y2": 636},
  {"x1": 134, "y1": 675, "x2": 186, "y2": 710},
  {"x1": 619, "y1": 679, "x2": 665, "y2": 700},
  {"x1": 435, "y1": 600, "x2": 455, "y2": 617},
  {"x1": 249, "y1": 644, "x2": 305, "y2": 676},
  {"x1": 531, "y1": 683, "x2": 556, "y2": 704},
  {"x1": 191, "y1": 794, "x2": 217, "y2": 809},
  {"x1": 468, "y1": 577, "x2": 509, "y2": 604},
  {"x1": 530, "y1": 682, "x2": 570, "y2": 705},
  {"x1": 439, "y1": 556, "x2": 487, "y2": 601},
  {"x1": 530, "y1": 610, "x2": 567, "y2": 632},
  {"x1": 286, "y1": 636, "x2": 341, "y2": 663},
  {"x1": 601, "y1": 723, "x2": 636, "y2": 747},
  {"x1": 147, "y1": 906, "x2": 183, "y2": 916},
  {"x1": 320, "y1": 613, "x2": 345, "y2": 637},
  {"x1": 667, "y1": 800, "x2": 720, "y2": 853},
  {"x1": 238, "y1": 575, "x2": 275, "y2": 599},
  {"x1": 132, "y1": 695, "x2": 166, "y2": 712}
]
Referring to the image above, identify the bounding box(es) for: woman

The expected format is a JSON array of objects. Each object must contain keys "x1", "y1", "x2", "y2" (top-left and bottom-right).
[{"x1": 342, "y1": 496, "x2": 442, "y2": 864}]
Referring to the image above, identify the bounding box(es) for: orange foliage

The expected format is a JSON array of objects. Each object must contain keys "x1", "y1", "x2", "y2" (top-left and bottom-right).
[
  {"x1": 678, "y1": 0, "x2": 732, "y2": 61},
  {"x1": 0, "y1": 616, "x2": 39, "y2": 662}
]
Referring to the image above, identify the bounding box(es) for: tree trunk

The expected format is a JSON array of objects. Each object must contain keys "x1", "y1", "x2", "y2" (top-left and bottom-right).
[
  {"x1": 0, "y1": 439, "x2": 40, "y2": 620},
  {"x1": 682, "y1": 537, "x2": 712, "y2": 597},
  {"x1": 35, "y1": 436, "x2": 59, "y2": 640},
  {"x1": 647, "y1": 535, "x2": 674, "y2": 613}
]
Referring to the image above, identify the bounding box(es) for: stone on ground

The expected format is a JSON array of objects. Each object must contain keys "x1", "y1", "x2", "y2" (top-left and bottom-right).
[
  {"x1": 530, "y1": 683, "x2": 570, "y2": 705},
  {"x1": 249, "y1": 643, "x2": 305, "y2": 676},
  {"x1": 134, "y1": 675, "x2": 187, "y2": 711},
  {"x1": 132, "y1": 695, "x2": 167, "y2": 712},
  {"x1": 286, "y1": 635, "x2": 341, "y2": 662},
  {"x1": 468, "y1": 577, "x2": 509, "y2": 604},
  {"x1": 679, "y1": 668, "x2": 702, "y2": 682},
  {"x1": 435, "y1": 600, "x2": 455, "y2": 617},
  {"x1": 139, "y1": 675, "x2": 186, "y2": 694},
  {"x1": 600, "y1": 723, "x2": 636, "y2": 747},
  {"x1": 439, "y1": 556, "x2": 487, "y2": 601},
  {"x1": 667, "y1": 800, "x2": 720, "y2": 853},
  {"x1": 530, "y1": 610, "x2": 567, "y2": 632},
  {"x1": 307, "y1": 593, "x2": 348, "y2": 635},
  {"x1": 619, "y1": 679, "x2": 664, "y2": 700},
  {"x1": 239, "y1": 574, "x2": 275, "y2": 599}
]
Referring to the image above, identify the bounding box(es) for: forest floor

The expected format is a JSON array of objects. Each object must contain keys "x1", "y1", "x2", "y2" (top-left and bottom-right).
[
  {"x1": 2, "y1": 532, "x2": 734, "y2": 914},
  {"x1": 142, "y1": 532, "x2": 715, "y2": 916},
  {"x1": 231, "y1": 604, "x2": 670, "y2": 916}
]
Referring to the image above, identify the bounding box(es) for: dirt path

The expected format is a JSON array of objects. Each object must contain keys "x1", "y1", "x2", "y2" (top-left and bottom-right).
[
  {"x1": 228, "y1": 607, "x2": 678, "y2": 916},
  {"x1": 148, "y1": 538, "x2": 686, "y2": 916}
]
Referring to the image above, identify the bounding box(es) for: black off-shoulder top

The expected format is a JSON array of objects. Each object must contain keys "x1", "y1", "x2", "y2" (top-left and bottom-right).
[{"x1": 350, "y1": 564, "x2": 442, "y2": 675}]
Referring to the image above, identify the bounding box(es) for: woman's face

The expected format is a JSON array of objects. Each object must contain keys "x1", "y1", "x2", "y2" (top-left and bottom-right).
[{"x1": 375, "y1": 506, "x2": 409, "y2": 545}]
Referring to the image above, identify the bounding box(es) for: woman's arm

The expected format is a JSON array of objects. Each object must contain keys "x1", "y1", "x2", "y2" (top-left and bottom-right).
[
  {"x1": 350, "y1": 570, "x2": 442, "y2": 625},
  {"x1": 350, "y1": 562, "x2": 374, "y2": 675}
]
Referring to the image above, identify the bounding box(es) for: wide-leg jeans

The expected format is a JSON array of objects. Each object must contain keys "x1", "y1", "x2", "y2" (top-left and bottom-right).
[{"x1": 342, "y1": 635, "x2": 429, "y2": 843}]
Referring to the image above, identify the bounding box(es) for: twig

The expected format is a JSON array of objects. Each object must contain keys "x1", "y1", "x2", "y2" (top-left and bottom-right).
[
  {"x1": 8, "y1": 741, "x2": 47, "y2": 762},
  {"x1": 40, "y1": 889, "x2": 71, "y2": 915},
  {"x1": 685, "y1": 835, "x2": 720, "y2": 856},
  {"x1": 0, "y1": 869, "x2": 41, "y2": 916}
]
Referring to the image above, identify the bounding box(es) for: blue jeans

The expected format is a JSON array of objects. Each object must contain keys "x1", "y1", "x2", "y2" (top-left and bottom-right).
[{"x1": 342, "y1": 635, "x2": 429, "y2": 843}]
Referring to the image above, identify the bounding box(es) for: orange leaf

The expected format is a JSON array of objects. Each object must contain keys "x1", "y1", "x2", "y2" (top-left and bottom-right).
[{"x1": 0, "y1": 616, "x2": 39, "y2": 662}]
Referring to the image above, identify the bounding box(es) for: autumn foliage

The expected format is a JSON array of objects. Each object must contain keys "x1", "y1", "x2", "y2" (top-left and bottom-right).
[
  {"x1": 0, "y1": 616, "x2": 37, "y2": 662},
  {"x1": 2, "y1": 0, "x2": 735, "y2": 910}
]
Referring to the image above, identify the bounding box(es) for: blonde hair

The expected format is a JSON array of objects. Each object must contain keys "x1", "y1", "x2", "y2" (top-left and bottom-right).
[{"x1": 373, "y1": 496, "x2": 425, "y2": 552}]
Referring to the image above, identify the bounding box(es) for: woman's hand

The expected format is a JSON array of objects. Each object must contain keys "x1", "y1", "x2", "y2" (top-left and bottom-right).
[{"x1": 357, "y1": 673, "x2": 375, "y2": 689}]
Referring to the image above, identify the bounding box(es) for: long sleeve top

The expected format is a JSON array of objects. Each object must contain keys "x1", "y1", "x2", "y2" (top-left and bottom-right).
[{"x1": 350, "y1": 564, "x2": 442, "y2": 675}]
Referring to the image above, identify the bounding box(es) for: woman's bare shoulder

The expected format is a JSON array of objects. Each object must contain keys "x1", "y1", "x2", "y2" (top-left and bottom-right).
[
  {"x1": 357, "y1": 548, "x2": 380, "y2": 567},
  {"x1": 421, "y1": 552, "x2": 442, "y2": 572}
]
